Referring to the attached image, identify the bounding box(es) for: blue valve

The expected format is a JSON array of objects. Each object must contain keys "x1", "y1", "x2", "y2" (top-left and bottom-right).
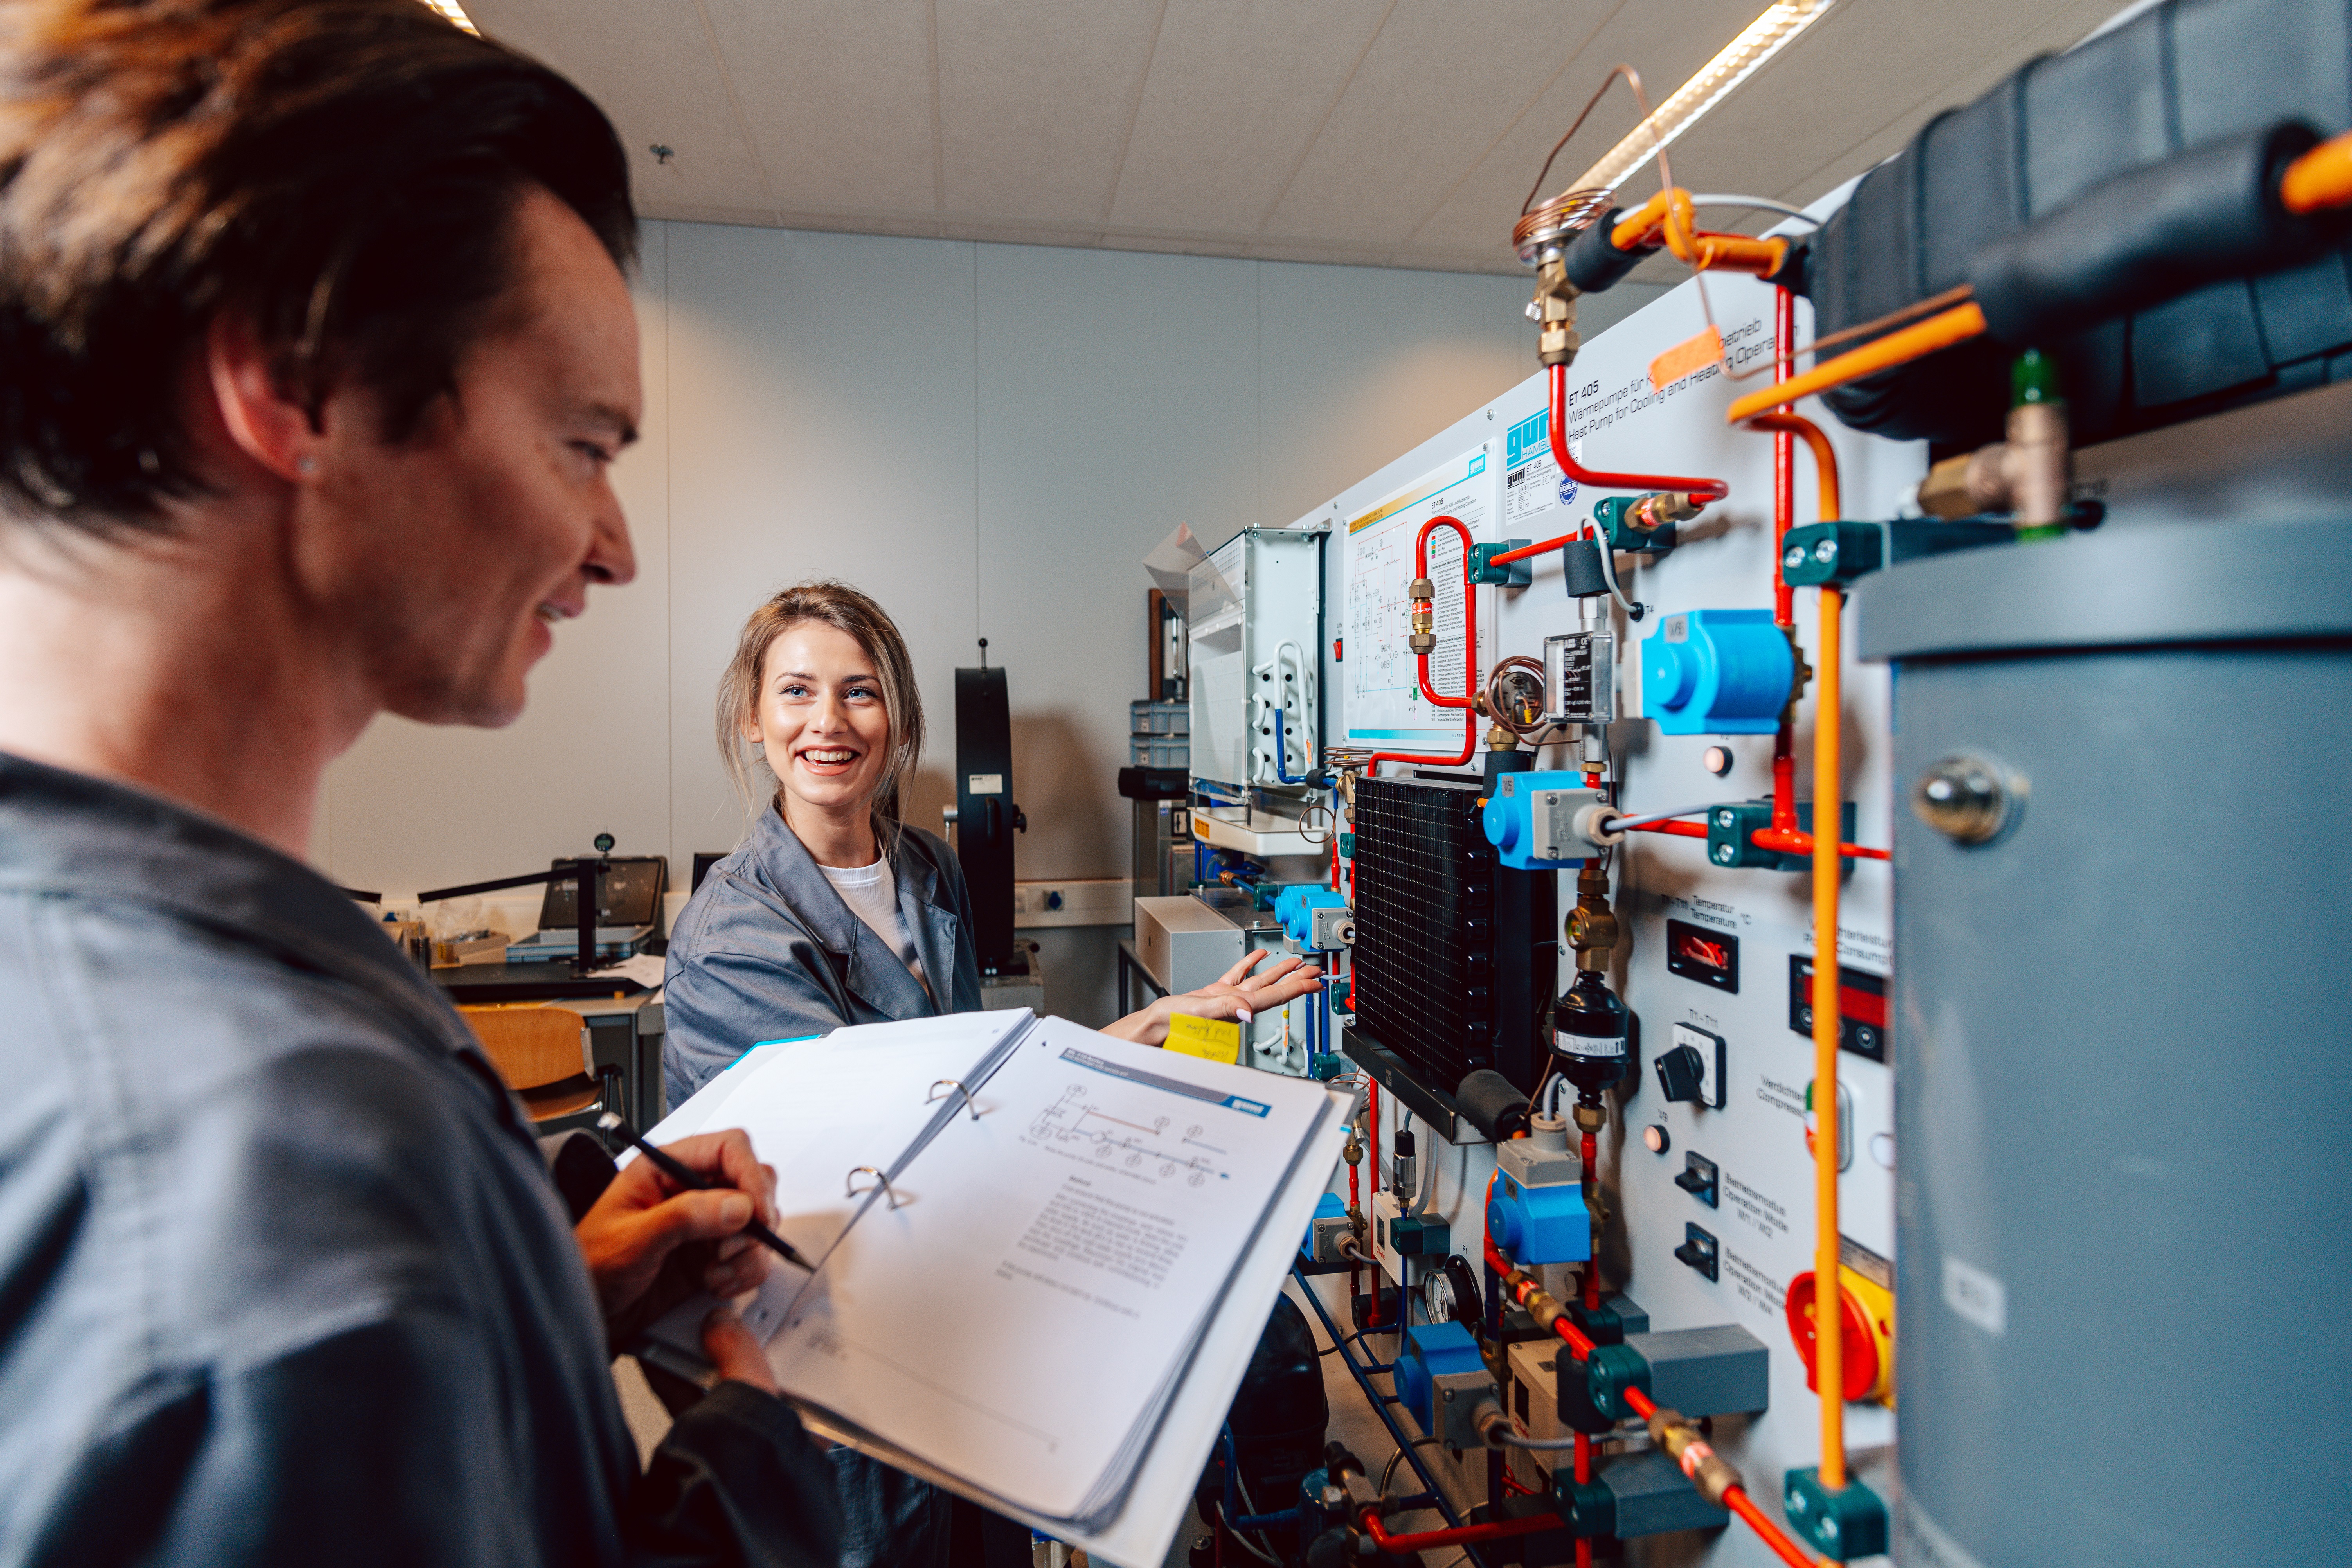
[
  {"x1": 1486, "y1": 1171, "x2": 1592, "y2": 1264},
  {"x1": 1483, "y1": 770, "x2": 1603, "y2": 870},
  {"x1": 1394, "y1": 1320, "x2": 1486, "y2": 1436},
  {"x1": 1640, "y1": 609, "x2": 1794, "y2": 735},
  {"x1": 1272, "y1": 883, "x2": 1348, "y2": 947}
]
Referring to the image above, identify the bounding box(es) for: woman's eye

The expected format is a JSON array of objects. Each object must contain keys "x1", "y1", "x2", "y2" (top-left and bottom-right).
[{"x1": 570, "y1": 440, "x2": 615, "y2": 466}]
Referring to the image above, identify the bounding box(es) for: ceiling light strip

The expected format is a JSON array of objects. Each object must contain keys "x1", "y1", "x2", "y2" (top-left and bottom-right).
[
  {"x1": 1571, "y1": 0, "x2": 1837, "y2": 196},
  {"x1": 422, "y1": 0, "x2": 479, "y2": 36}
]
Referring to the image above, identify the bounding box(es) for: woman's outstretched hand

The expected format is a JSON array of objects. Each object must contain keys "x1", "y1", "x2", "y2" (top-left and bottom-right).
[{"x1": 1100, "y1": 947, "x2": 1325, "y2": 1047}]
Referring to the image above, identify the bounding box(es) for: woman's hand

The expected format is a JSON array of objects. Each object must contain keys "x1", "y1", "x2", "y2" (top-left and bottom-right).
[
  {"x1": 1101, "y1": 948, "x2": 1325, "y2": 1047},
  {"x1": 575, "y1": 1128, "x2": 780, "y2": 1358}
]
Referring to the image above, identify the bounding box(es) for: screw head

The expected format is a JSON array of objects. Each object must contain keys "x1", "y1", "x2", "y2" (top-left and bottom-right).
[
  {"x1": 1913, "y1": 750, "x2": 2024, "y2": 844},
  {"x1": 1715, "y1": 844, "x2": 1735, "y2": 863},
  {"x1": 1814, "y1": 538, "x2": 1837, "y2": 562},
  {"x1": 1783, "y1": 546, "x2": 1805, "y2": 571}
]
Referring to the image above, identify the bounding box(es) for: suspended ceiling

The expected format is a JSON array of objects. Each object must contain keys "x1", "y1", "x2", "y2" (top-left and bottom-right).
[{"x1": 471, "y1": 0, "x2": 2139, "y2": 277}]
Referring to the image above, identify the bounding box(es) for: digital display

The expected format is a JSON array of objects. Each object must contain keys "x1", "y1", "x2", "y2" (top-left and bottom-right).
[
  {"x1": 1787, "y1": 954, "x2": 1887, "y2": 1061},
  {"x1": 1665, "y1": 918, "x2": 1739, "y2": 992}
]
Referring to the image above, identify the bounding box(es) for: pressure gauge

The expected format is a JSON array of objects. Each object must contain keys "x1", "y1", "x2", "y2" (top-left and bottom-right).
[{"x1": 1422, "y1": 1271, "x2": 1458, "y2": 1326}]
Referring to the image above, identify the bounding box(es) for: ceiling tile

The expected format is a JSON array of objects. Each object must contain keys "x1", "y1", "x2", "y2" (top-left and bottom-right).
[
  {"x1": 703, "y1": 0, "x2": 940, "y2": 212},
  {"x1": 472, "y1": 0, "x2": 768, "y2": 209},
  {"x1": 936, "y1": 0, "x2": 1170, "y2": 222},
  {"x1": 1106, "y1": 0, "x2": 1392, "y2": 233},
  {"x1": 1262, "y1": 0, "x2": 1623, "y2": 246}
]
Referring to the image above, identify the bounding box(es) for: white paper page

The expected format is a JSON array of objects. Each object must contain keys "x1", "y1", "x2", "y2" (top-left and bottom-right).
[
  {"x1": 677, "y1": 1011, "x2": 1027, "y2": 1260},
  {"x1": 775, "y1": 1103, "x2": 1351, "y2": 1568},
  {"x1": 637, "y1": 1011, "x2": 1033, "y2": 1364},
  {"x1": 762, "y1": 1018, "x2": 1332, "y2": 1521}
]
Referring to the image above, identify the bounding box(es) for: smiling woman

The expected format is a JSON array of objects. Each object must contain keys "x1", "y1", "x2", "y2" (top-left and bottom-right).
[{"x1": 661, "y1": 579, "x2": 1330, "y2": 1566}]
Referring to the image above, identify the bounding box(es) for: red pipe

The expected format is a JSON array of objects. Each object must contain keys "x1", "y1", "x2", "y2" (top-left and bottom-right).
[
  {"x1": 1750, "y1": 827, "x2": 1891, "y2": 863},
  {"x1": 1547, "y1": 361, "x2": 1729, "y2": 506},
  {"x1": 1360, "y1": 1510, "x2": 1561, "y2": 1552},
  {"x1": 1366, "y1": 515, "x2": 1479, "y2": 775},
  {"x1": 1366, "y1": 1081, "x2": 1380, "y2": 1325},
  {"x1": 1628, "y1": 817, "x2": 1888, "y2": 861}
]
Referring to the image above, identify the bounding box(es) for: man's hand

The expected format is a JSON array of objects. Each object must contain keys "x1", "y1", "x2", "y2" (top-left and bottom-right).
[
  {"x1": 1101, "y1": 948, "x2": 1324, "y2": 1046},
  {"x1": 576, "y1": 1128, "x2": 779, "y2": 1357}
]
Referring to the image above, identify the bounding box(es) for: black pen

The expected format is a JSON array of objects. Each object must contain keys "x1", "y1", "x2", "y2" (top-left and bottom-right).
[{"x1": 597, "y1": 1112, "x2": 813, "y2": 1272}]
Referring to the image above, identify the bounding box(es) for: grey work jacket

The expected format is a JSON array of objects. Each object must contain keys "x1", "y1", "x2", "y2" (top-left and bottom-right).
[
  {"x1": 660, "y1": 807, "x2": 984, "y2": 1568},
  {"x1": 662, "y1": 807, "x2": 983, "y2": 1109},
  {"x1": 0, "y1": 755, "x2": 841, "y2": 1568}
]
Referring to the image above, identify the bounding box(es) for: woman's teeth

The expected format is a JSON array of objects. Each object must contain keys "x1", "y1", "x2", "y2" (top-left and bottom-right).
[{"x1": 802, "y1": 749, "x2": 857, "y2": 764}]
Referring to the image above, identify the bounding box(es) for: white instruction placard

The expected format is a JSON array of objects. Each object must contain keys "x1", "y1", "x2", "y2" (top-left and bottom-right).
[{"x1": 1342, "y1": 444, "x2": 1496, "y2": 746}]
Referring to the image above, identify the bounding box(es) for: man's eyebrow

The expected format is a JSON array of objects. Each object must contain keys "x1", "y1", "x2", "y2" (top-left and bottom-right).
[{"x1": 585, "y1": 401, "x2": 640, "y2": 446}]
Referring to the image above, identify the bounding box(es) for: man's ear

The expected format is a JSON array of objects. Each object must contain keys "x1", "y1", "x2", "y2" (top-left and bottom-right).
[{"x1": 202, "y1": 316, "x2": 319, "y2": 484}]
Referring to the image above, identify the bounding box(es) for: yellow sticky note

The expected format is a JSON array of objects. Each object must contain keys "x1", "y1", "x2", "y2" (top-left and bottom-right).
[
  {"x1": 1649, "y1": 325, "x2": 1724, "y2": 392},
  {"x1": 1163, "y1": 1013, "x2": 1241, "y2": 1064}
]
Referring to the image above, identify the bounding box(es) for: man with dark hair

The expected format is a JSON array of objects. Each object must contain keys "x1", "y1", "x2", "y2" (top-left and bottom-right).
[{"x1": 0, "y1": 1, "x2": 840, "y2": 1562}]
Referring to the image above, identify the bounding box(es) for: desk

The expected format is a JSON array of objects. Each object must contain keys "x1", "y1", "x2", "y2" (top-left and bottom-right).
[
  {"x1": 434, "y1": 969, "x2": 666, "y2": 1129},
  {"x1": 1114, "y1": 937, "x2": 1170, "y2": 1018}
]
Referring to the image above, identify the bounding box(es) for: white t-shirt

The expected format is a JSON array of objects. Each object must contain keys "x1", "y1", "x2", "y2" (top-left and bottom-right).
[{"x1": 818, "y1": 854, "x2": 931, "y2": 1002}]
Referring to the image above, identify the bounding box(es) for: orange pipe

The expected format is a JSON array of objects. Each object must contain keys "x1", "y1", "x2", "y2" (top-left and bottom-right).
[
  {"x1": 1772, "y1": 288, "x2": 1796, "y2": 630},
  {"x1": 2282, "y1": 128, "x2": 2352, "y2": 214},
  {"x1": 1743, "y1": 412, "x2": 1840, "y2": 521},
  {"x1": 1810, "y1": 583, "x2": 1846, "y2": 1491},
  {"x1": 1726, "y1": 302, "x2": 1987, "y2": 424},
  {"x1": 1728, "y1": 1487, "x2": 1825, "y2": 1568},
  {"x1": 1489, "y1": 525, "x2": 1584, "y2": 568}
]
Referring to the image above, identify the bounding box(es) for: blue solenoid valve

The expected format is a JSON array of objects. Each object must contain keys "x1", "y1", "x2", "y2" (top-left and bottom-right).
[
  {"x1": 1486, "y1": 1169, "x2": 1591, "y2": 1265},
  {"x1": 1640, "y1": 609, "x2": 1793, "y2": 735},
  {"x1": 1394, "y1": 1320, "x2": 1489, "y2": 1439},
  {"x1": 1272, "y1": 883, "x2": 1352, "y2": 950},
  {"x1": 1483, "y1": 770, "x2": 1610, "y2": 870}
]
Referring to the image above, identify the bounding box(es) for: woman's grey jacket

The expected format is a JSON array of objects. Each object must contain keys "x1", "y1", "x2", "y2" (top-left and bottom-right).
[{"x1": 660, "y1": 805, "x2": 984, "y2": 1137}]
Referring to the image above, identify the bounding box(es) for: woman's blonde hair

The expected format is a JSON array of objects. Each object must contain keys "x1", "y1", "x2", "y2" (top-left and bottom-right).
[{"x1": 717, "y1": 581, "x2": 925, "y2": 851}]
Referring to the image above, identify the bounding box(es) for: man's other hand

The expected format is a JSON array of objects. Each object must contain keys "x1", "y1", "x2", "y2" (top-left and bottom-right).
[{"x1": 575, "y1": 1128, "x2": 779, "y2": 1352}]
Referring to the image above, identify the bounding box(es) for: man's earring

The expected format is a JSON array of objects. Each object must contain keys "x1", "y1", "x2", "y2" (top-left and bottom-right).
[{"x1": 295, "y1": 455, "x2": 317, "y2": 476}]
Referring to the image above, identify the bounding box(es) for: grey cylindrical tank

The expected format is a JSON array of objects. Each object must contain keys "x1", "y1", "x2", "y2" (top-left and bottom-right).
[{"x1": 1855, "y1": 516, "x2": 2352, "y2": 1567}]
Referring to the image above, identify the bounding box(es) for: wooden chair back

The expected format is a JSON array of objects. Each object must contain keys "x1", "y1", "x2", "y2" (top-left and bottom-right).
[{"x1": 457, "y1": 1006, "x2": 589, "y2": 1093}]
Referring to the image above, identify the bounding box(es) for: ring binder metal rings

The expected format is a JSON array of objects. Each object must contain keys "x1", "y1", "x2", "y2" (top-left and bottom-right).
[
  {"x1": 926, "y1": 1078, "x2": 985, "y2": 1120},
  {"x1": 844, "y1": 1165, "x2": 903, "y2": 1208}
]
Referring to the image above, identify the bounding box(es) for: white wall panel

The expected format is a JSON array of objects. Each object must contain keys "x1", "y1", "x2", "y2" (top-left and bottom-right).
[
  {"x1": 660, "y1": 220, "x2": 980, "y2": 868},
  {"x1": 312, "y1": 218, "x2": 1540, "y2": 1020},
  {"x1": 974, "y1": 245, "x2": 1260, "y2": 884}
]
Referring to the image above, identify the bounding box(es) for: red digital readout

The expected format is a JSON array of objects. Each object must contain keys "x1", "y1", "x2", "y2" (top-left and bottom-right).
[{"x1": 1674, "y1": 930, "x2": 1733, "y2": 971}]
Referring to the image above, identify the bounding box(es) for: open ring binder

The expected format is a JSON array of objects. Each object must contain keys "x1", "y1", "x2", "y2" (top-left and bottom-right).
[
  {"x1": 926, "y1": 1077, "x2": 985, "y2": 1120},
  {"x1": 844, "y1": 1164, "x2": 903, "y2": 1209}
]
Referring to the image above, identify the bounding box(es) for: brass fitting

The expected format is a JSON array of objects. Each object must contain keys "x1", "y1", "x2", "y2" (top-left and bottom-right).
[
  {"x1": 1407, "y1": 578, "x2": 1437, "y2": 655},
  {"x1": 1343, "y1": 1131, "x2": 1363, "y2": 1166},
  {"x1": 1486, "y1": 723, "x2": 1517, "y2": 751},
  {"x1": 1917, "y1": 400, "x2": 2071, "y2": 529},
  {"x1": 1631, "y1": 490, "x2": 1704, "y2": 529},
  {"x1": 1571, "y1": 1101, "x2": 1607, "y2": 1135},
  {"x1": 1780, "y1": 630, "x2": 1812, "y2": 716},
  {"x1": 1566, "y1": 858, "x2": 1617, "y2": 973},
  {"x1": 1531, "y1": 251, "x2": 1582, "y2": 369},
  {"x1": 1646, "y1": 1407, "x2": 1744, "y2": 1507}
]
